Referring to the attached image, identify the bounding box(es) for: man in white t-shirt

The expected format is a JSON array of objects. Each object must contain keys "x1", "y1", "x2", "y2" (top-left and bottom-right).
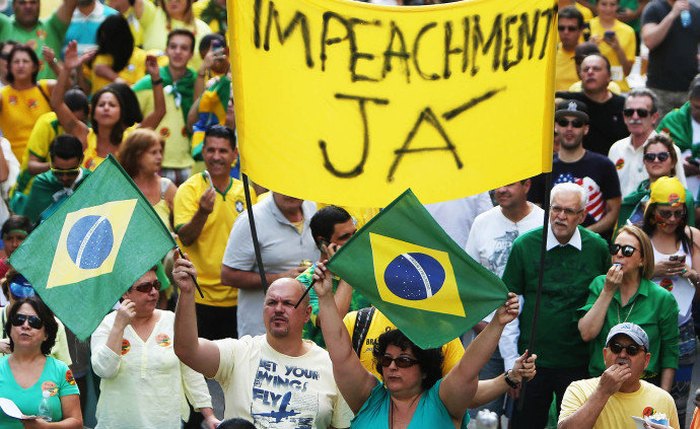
[
  {"x1": 608, "y1": 88, "x2": 686, "y2": 197},
  {"x1": 174, "y1": 257, "x2": 352, "y2": 429},
  {"x1": 465, "y1": 179, "x2": 544, "y2": 419}
]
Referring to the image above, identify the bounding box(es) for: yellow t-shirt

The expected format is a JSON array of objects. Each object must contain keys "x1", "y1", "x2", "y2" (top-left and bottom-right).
[
  {"x1": 174, "y1": 173, "x2": 255, "y2": 307},
  {"x1": 13, "y1": 111, "x2": 64, "y2": 196},
  {"x1": 343, "y1": 308, "x2": 464, "y2": 380},
  {"x1": 588, "y1": 18, "x2": 637, "y2": 92},
  {"x1": 576, "y1": 3, "x2": 594, "y2": 22},
  {"x1": 139, "y1": 0, "x2": 212, "y2": 70},
  {"x1": 559, "y1": 378, "x2": 679, "y2": 428},
  {"x1": 89, "y1": 48, "x2": 148, "y2": 93},
  {"x1": 555, "y1": 45, "x2": 578, "y2": 92},
  {"x1": 0, "y1": 81, "x2": 53, "y2": 160}
]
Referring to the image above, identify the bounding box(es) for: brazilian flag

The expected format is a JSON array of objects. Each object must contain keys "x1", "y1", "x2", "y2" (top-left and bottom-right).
[
  {"x1": 10, "y1": 156, "x2": 176, "y2": 340},
  {"x1": 327, "y1": 189, "x2": 507, "y2": 349}
]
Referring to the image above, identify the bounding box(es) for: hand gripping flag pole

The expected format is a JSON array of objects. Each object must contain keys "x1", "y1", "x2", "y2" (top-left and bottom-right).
[{"x1": 242, "y1": 174, "x2": 268, "y2": 293}]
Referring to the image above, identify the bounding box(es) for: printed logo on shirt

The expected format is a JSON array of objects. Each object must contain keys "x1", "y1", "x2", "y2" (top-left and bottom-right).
[
  {"x1": 181, "y1": 126, "x2": 188, "y2": 137},
  {"x1": 615, "y1": 158, "x2": 624, "y2": 170},
  {"x1": 27, "y1": 98, "x2": 38, "y2": 109},
  {"x1": 36, "y1": 29, "x2": 46, "y2": 40},
  {"x1": 42, "y1": 381, "x2": 58, "y2": 396},
  {"x1": 156, "y1": 333, "x2": 171, "y2": 347},
  {"x1": 160, "y1": 127, "x2": 171, "y2": 138},
  {"x1": 65, "y1": 369, "x2": 76, "y2": 385},
  {"x1": 8, "y1": 96, "x2": 16, "y2": 105},
  {"x1": 251, "y1": 358, "x2": 321, "y2": 429},
  {"x1": 121, "y1": 339, "x2": 131, "y2": 355},
  {"x1": 643, "y1": 406, "x2": 655, "y2": 418},
  {"x1": 235, "y1": 201, "x2": 244, "y2": 213},
  {"x1": 659, "y1": 278, "x2": 673, "y2": 291}
]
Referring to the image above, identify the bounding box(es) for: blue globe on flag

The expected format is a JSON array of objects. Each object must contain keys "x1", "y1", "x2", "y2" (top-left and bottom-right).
[
  {"x1": 66, "y1": 215, "x2": 115, "y2": 269},
  {"x1": 383, "y1": 252, "x2": 446, "y2": 300}
]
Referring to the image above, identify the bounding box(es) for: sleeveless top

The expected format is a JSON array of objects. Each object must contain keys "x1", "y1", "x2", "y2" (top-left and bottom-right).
[{"x1": 651, "y1": 243, "x2": 693, "y2": 325}]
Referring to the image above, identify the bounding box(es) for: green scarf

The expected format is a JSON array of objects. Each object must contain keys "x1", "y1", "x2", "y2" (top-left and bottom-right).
[
  {"x1": 133, "y1": 66, "x2": 196, "y2": 126},
  {"x1": 657, "y1": 102, "x2": 693, "y2": 155}
]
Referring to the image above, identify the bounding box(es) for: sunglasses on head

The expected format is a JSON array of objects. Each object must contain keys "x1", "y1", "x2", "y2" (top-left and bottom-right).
[
  {"x1": 10, "y1": 313, "x2": 43, "y2": 329},
  {"x1": 380, "y1": 355, "x2": 419, "y2": 368},
  {"x1": 623, "y1": 108, "x2": 651, "y2": 118},
  {"x1": 656, "y1": 208, "x2": 685, "y2": 220},
  {"x1": 558, "y1": 25, "x2": 579, "y2": 32},
  {"x1": 608, "y1": 342, "x2": 644, "y2": 356},
  {"x1": 50, "y1": 167, "x2": 80, "y2": 178},
  {"x1": 130, "y1": 280, "x2": 161, "y2": 293},
  {"x1": 642, "y1": 152, "x2": 670, "y2": 162},
  {"x1": 555, "y1": 118, "x2": 585, "y2": 128},
  {"x1": 609, "y1": 244, "x2": 637, "y2": 257}
]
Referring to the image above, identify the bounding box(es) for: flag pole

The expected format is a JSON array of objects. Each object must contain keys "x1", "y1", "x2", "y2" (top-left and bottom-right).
[
  {"x1": 242, "y1": 174, "x2": 268, "y2": 293},
  {"x1": 517, "y1": 171, "x2": 552, "y2": 411}
]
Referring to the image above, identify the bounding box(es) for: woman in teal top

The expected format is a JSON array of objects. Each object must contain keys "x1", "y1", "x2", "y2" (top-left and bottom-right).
[
  {"x1": 312, "y1": 262, "x2": 522, "y2": 428},
  {"x1": 0, "y1": 296, "x2": 81, "y2": 428}
]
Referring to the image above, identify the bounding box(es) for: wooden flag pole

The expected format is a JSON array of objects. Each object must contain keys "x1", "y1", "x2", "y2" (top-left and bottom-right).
[{"x1": 242, "y1": 174, "x2": 268, "y2": 293}]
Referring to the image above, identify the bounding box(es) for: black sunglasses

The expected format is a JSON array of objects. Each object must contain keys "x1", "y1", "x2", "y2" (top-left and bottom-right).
[
  {"x1": 642, "y1": 152, "x2": 670, "y2": 162},
  {"x1": 623, "y1": 108, "x2": 651, "y2": 118},
  {"x1": 609, "y1": 244, "x2": 637, "y2": 257},
  {"x1": 556, "y1": 118, "x2": 585, "y2": 128},
  {"x1": 656, "y1": 208, "x2": 685, "y2": 220},
  {"x1": 380, "y1": 355, "x2": 419, "y2": 368},
  {"x1": 131, "y1": 280, "x2": 161, "y2": 293},
  {"x1": 51, "y1": 167, "x2": 81, "y2": 178},
  {"x1": 608, "y1": 342, "x2": 644, "y2": 356},
  {"x1": 10, "y1": 313, "x2": 43, "y2": 329},
  {"x1": 558, "y1": 25, "x2": 579, "y2": 32}
]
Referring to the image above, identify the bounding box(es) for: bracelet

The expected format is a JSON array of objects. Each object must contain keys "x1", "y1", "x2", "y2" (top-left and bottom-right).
[
  {"x1": 504, "y1": 370, "x2": 520, "y2": 389},
  {"x1": 152, "y1": 78, "x2": 163, "y2": 85}
]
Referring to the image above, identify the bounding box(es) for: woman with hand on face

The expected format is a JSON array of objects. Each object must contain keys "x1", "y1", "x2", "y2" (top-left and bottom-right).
[
  {"x1": 642, "y1": 176, "x2": 700, "y2": 425},
  {"x1": 312, "y1": 262, "x2": 520, "y2": 428},
  {"x1": 0, "y1": 296, "x2": 82, "y2": 429},
  {"x1": 90, "y1": 267, "x2": 219, "y2": 429},
  {"x1": 578, "y1": 225, "x2": 679, "y2": 393}
]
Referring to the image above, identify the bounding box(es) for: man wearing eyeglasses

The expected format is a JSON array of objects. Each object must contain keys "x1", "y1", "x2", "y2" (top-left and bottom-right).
[
  {"x1": 555, "y1": 7, "x2": 586, "y2": 92},
  {"x1": 505, "y1": 182, "x2": 610, "y2": 428},
  {"x1": 529, "y1": 99, "x2": 622, "y2": 239},
  {"x1": 609, "y1": 88, "x2": 686, "y2": 197},
  {"x1": 559, "y1": 322, "x2": 679, "y2": 428},
  {"x1": 17, "y1": 134, "x2": 88, "y2": 224}
]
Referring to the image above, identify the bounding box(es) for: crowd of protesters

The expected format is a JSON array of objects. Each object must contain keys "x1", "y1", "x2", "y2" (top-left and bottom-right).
[{"x1": 0, "y1": 0, "x2": 699, "y2": 427}]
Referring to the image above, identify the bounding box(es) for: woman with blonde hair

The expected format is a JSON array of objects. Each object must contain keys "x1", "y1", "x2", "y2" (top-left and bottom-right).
[{"x1": 578, "y1": 224, "x2": 679, "y2": 391}]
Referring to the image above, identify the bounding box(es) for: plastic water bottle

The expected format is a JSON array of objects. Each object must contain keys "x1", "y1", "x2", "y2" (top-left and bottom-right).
[
  {"x1": 475, "y1": 409, "x2": 498, "y2": 429},
  {"x1": 37, "y1": 389, "x2": 52, "y2": 422},
  {"x1": 681, "y1": 10, "x2": 691, "y2": 27}
]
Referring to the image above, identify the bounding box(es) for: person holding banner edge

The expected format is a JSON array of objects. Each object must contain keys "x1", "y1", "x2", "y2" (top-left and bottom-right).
[{"x1": 312, "y1": 260, "x2": 520, "y2": 428}]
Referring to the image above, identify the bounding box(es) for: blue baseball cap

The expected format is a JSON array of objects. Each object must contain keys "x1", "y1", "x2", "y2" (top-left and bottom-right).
[{"x1": 9, "y1": 274, "x2": 35, "y2": 299}]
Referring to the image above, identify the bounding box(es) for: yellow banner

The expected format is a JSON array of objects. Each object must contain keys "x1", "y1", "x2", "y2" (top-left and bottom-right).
[{"x1": 229, "y1": 0, "x2": 556, "y2": 207}]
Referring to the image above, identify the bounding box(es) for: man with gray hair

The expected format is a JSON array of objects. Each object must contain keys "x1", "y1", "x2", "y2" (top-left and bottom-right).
[
  {"x1": 609, "y1": 88, "x2": 687, "y2": 196},
  {"x1": 504, "y1": 182, "x2": 610, "y2": 428},
  {"x1": 559, "y1": 323, "x2": 679, "y2": 428}
]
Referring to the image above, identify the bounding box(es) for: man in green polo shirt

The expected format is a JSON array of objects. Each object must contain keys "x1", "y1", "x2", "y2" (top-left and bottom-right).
[
  {"x1": 503, "y1": 182, "x2": 610, "y2": 429},
  {"x1": 0, "y1": 0, "x2": 77, "y2": 79}
]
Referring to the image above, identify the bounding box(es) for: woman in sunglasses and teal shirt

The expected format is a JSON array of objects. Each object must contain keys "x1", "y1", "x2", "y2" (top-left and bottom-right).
[
  {"x1": 642, "y1": 176, "x2": 700, "y2": 425},
  {"x1": 312, "y1": 262, "x2": 520, "y2": 429},
  {"x1": 0, "y1": 296, "x2": 82, "y2": 428}
]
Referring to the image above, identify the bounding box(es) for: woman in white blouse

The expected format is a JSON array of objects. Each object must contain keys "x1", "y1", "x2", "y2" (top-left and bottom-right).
[{"x1": 91, "y1": 267, "x2": 219, "y2": 428}]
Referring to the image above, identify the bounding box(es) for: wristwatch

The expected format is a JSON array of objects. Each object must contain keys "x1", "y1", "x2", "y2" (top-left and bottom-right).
[{"x1": 504, "y1": 369, "x2": 520, "y2": 388}]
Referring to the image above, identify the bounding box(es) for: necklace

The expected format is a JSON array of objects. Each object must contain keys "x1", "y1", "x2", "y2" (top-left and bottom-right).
[{"x1": 617, "y1": 299, "x2": 636, "y2": 324}]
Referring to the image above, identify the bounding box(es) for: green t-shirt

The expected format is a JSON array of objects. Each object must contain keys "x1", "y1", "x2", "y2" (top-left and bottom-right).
[
  {"x1": 502, "y1": 226, "x2": 610, "y2": 368},
  {"x1": 0, "y1": 13, "x2": 68, "y2": 80},
  {"x1": 579, "y1": 276, "x2": 680, "y2": 378},
  {"x1": 0, "y1": 356, "x2": 80, "y2": 428}
]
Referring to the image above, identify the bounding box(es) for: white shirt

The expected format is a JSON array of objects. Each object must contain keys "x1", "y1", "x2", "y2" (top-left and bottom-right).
[
  {"x1": 546, "y1": 223, "x2": 582, "y2": 251},
  {"x1": 91, "y1": 310, "x2": 211, "y2": 428},
  {"x1": 425, "y1": 192, "x2": 493, "y2": 248},
  {"x1": 214, "y1": 335, "x2": 353, "y2": 428},
  {"x1": 465, "y1": 203, "x2": 544, "y2": 369},
  {"x1": 608, "y1": 131, "x2": 687, "y2": 197}
]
